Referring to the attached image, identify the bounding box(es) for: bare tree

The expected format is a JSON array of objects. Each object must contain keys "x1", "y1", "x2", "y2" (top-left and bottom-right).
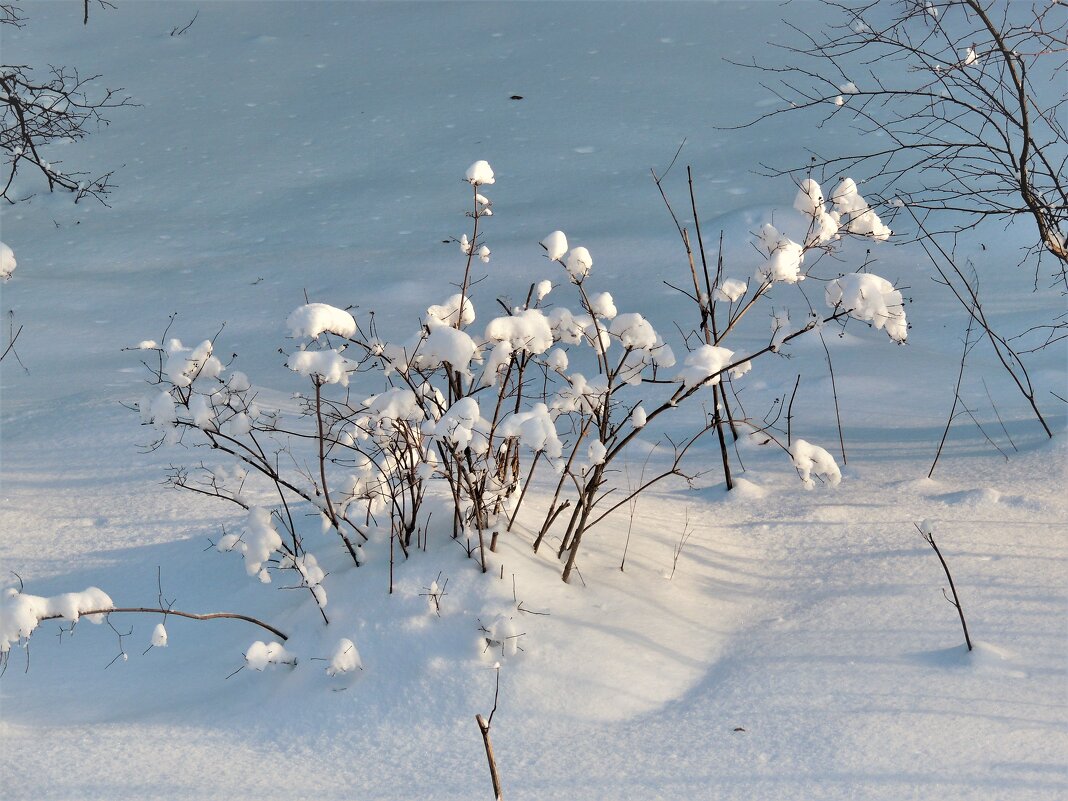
[
  {"x1": 743, "y1": 0, "x2": 1067, "y2": 287},
  {"x1": 738, "y1": 0, "x2": 1066, "y2": 437},
  {"x1": 1, "y1": 2, "x2": 133, "y2": 204}
]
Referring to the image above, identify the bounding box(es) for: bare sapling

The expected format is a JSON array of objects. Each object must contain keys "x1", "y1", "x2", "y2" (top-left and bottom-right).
[
  {"x1": 475, "y1": 663, "x2": 504, "y2": 801},
  {"x1": 916, "y1": 521, "x2": 973, "y2": 652}
]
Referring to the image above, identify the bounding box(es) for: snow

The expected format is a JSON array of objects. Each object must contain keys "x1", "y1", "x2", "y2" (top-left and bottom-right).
[
  {"x1": 1, "y1": 587, "x2": 113, "y2": 652},
  {"x1": 325, "y1": 638, "x2": 362, "y2": 676},
  {"x1": 465, "y1": 160, "x2": 495, "y2": 186},
  {"x1": 150, "y1": 623, "x2": 168, "y2": 648},
  {"x1": 714, "y1": 277, "x2": 748, "y2": 302},
  {"x1": 415, "y1": 325, "x2": 479, "y2": 375},
  {"x1": 676, "y1": 344, "x2": 740, "y2": 388},
  {"x1": 484, "y1": 309, "x2": 554, "y2": 354},
  {"x1": 755, "y1": 223, "x2": 805, "y2": 284},
  {"x1": 497, "y1": 403, "x2": 563, "y2": 459},
  {"x1": 0, "y1": 241, "x2": 15, "y2": 280},
  {"x1": 286, "y1": 348, "x2": 355, "y2": 386},
  {"x1": 540, "y1": 230, "x2": 569, "y2": 261},
  {"x1": 426, "y1": 293, "x2": 476, "y2": 330},
  {"x1": 1, "y1": 3, "x2": 1065, "y2": 800},
  {"x1": 587, "y1": 291, "x2": 617, "y2": 320},
  {"x1": 286, "y1": 303, "x2": 357, "y2": 340},
  {"x1": 789, "y1": 438, "x2": 843, "y2": 488},
  {"x1": 216, "y1": 507, "x2": 284, "y2": 583},
  {"x1": 244, "y1": 640, "x2": 297, "y2": 671},
  {"x1": 608, "y1": 312, "x2": 658, "y2": 351},
  {"x1": 826, "y1": 273, "x2": 908, "y2": 342},
  {"x1": 564, "y1": 246, "x2": 593, "y2": 282}
]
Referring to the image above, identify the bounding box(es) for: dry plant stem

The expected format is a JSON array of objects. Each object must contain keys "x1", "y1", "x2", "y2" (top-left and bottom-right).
[
  {"x1": 476, "y1": 669, "x2": 504, "y2": 800},
  {"x1": 743, "y1": 0, "x2": 1068, "y2": 285},
  {"x1": 819, "y1": 331, "x2": 847, "y2": 464},
  {"x1": 909, "y1": 208, "x2": 1052, "y2": 438},
  {"x1": 930, "y1": 310, "x2": 976, "y2": 478},
  {"x1": 917, "y1": 525, "x2": 974, "y2": 652},
  {"x1": 786, "y1": 374, "x2": 801, "y2": 447},
  {"x1": 40, "y1": 607, "x2": 288, "y2": 641},
  {"x1": 314, "y1": 380, "x2": 362, "y2": 565},
  {"x1": 0, "y1": 322, "x2": 22, "y2": 362},
  {"x1": 658, "y1": 165, "x2": 735, "y2": 488}
]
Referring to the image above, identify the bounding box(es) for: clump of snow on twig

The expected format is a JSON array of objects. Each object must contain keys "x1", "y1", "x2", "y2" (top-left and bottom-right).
[
  {"x1": 244, "y1": 640, "x2": 297, "y2": 670},
  {"x1": 217, "y1": 507, "x2": 283, "y2": 583},
  {"x1": 465, "y1": 160, "x2": 495, "y2": 186},
  {"x1": 326, "y1": 637, "x2": 362, "y2": 676},
  {"x1": 564, "y1": 246, "x2": 593, "y2": 282},
  {"x1": 1, "y1": 586, "x2": 114, "y2": 652},
  {"x1": 790, "y1": 439, "x2": 842, "y2": 488},
  {"x1": 676, "y1": 345, "x2": 750, "y2": 389},
  {"x1": 826, "y1": 273, "x2": 908, "y2": 342},
  {"x1": 0, "y1": 241, "x2": 15, "y2": 280},
  {"x1": 540, "y1": 230, "x2": 568, "y2": 261},
  {"x1": 287, "y1": 303, "x2": 357, "y2": 339}
]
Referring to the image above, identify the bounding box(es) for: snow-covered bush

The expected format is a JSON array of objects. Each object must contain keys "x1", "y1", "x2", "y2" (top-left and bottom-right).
[{"x1": 130, "y1": 161, "x2": 907, "y2": 600}]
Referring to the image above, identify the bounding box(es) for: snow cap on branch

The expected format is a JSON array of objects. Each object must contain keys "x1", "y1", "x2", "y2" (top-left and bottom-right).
[
  {"x1": 245, "y1": 640, "x2": 297, "y2": 670},
  {"x1": 564, "y1": 246, "x2": 593, "y2": 282},
  {"x1": 790, "y1": 439, "x2": 842, "y2": 488},
  {"x1": 825, "y1": 272, "x2": 907, "y2": 342},
  {"x1": 540, "y1": 230, "x2": 568, "y2": 261},
  {"x1": 465, "y1": 160, "x2": 495, "y2": 186},
  {"x1": 287, "y1": 303, "x2": 357, "y2": 339},
  {"x1": 2, "y1": 586, "x2": 113, "y2": 652},
  {"x1": 676, "y1": 344, "x2": 749, "y2": 388}
]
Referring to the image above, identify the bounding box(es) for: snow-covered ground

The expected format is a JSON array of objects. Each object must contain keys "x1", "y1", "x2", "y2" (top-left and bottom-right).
[{"x1": 2, "y1": 2, "x2": 1065, "y2": 799}]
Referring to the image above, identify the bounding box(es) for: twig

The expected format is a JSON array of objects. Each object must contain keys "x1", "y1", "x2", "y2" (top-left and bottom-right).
[
  {"x1": 475, "y1": 665, "x2": 504, "y2": 800},
  {"x1": 916, "y1": 523, "x2": 973, "y2": 652},
  {"x1": 39, "y1": 607, "x2": 289, "y2": 641}
]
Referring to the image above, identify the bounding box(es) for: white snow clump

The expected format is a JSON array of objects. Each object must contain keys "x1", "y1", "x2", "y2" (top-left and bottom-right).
[
  {"x1": 287, "y1": 303, "x2": 357, "y2": 339},
  {"x1": 326, "y1": 637, "x2": 362, "y2": 676},
  {"x1": 676, "y1": 345, "x2": 750, "y2": 389},
  {"x1": 831, "y1": 178, "x2": 891, "y2": 241},
  {"x1": 151, "y1": 622, "x2": 168, "y2": 648},
  {"x1": 465, "y1": 160, "x2": 495, "y2": 186},
  {"x1": 245, "y1": 640, "x2": 297, "y2": 670},
  {"x1": 825, "y1": 272, "x2": 908, "y2": 342},
  {"x1": 217, "y1": 506, "x2": 283, "y2": 583},
  {"x1": 287, "y1": 349, "x2": 355, "y2": 386},
  {"x1": 540, "y1": 230, "x2": 569, "y2": 261},
  {"x1": 0, "y1": 241, "x2": 15, "y2": 280},
  {"x1": 2, "y1": 586, "x2": 113, "y2": 652},
  {"x1": 790, "y1": 439, "x2": 842, "y2": 488},
  {"x1": 426, "y1": 293, "x2": 475, "y2": 329},
  {"x1": 756, "y1": 223, "x2": 805, "y2": 284},
  {"x1": 714, "y1": 278, "x2": 748, "y2": 303},
  {"x1": 498, "y1": 403, "x2": 563, "y2": 458},
  {"x1": 484, "y1": 309, "x2": 554, "y2": 354},
  {"x1": 564, "y1": 246, "x2": 593, "y2": 282}
]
